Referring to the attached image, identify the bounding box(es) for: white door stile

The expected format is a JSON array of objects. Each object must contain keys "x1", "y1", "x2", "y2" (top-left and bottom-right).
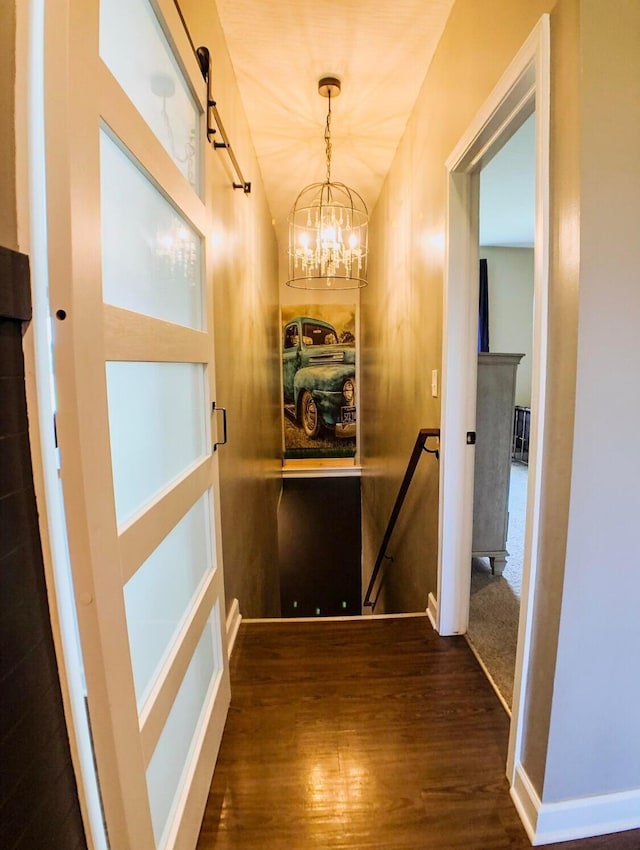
[{"x1": 44, "y1": 0, "x2": 231, "y2": 846}]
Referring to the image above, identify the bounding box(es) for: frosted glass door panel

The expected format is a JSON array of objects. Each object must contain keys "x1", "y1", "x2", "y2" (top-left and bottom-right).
[
  {"x1": 106, "y1": 362, "x2": 207, "y2": 524},
  {"x1": 146, "y1": 606, "x2": 222, "y2": 848},
  {"x1": 99, "y1": 0, "x2": 200, "y2": 188},
  {"x1": 124, "y1": 492, "x2": 214, "y2": 708},
  {"x1": 100, "y1": 132, "x2": 202, "y2": 329}
]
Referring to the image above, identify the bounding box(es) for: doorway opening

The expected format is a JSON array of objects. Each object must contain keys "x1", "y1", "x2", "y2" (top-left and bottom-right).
[{"x1": 467, "y1": 114, "x2": 536, "y2": 712}]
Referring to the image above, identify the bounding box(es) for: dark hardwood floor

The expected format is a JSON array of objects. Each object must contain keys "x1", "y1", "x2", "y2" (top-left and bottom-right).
[{"x1": 197, "y1": 616, "x2": 639, "y2": 849}]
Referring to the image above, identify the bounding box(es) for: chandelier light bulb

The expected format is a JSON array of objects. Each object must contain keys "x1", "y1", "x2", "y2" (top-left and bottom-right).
[{"x1": 323, "y1": 225, "x2": 337, "y2": 244}]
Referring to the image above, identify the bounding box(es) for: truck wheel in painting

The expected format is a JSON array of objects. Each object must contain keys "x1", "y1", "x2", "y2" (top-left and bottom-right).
[{"x1": 300, "y1": 390, "x2": 321, "y2": 438}]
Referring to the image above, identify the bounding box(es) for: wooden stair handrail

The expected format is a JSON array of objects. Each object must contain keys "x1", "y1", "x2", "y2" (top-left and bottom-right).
[{"x1": 363, "y1": 428, "x2": 440, "y2": 611}]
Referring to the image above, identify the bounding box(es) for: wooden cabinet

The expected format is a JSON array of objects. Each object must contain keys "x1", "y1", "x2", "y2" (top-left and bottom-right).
[{"x1": 472, "y1": 353, "x2": 523, "y2": 575}]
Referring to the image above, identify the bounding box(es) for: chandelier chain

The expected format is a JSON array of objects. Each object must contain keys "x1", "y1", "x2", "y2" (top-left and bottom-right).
[{"x1": 324, "y1": 91, "x2": 332, "y2": 184}]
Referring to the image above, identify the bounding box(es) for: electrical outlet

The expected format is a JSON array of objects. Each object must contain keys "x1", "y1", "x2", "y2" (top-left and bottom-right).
[{"x1": 431, "y1": 369, "x2": 439, "y2": 398}]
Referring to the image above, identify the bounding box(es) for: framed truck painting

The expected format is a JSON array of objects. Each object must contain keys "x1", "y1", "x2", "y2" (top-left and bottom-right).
[{"x1": 282, "y1": 304, "x2": 357, "y2": 460}]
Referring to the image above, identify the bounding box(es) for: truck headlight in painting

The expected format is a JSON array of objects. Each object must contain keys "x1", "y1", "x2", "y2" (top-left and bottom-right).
[{"x1": 342, "y1": 378, "x2": 355, "y2": 404}]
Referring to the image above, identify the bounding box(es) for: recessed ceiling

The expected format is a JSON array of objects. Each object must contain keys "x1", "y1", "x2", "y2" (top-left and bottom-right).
[
  {"x1": 479, "y1": 114, "x2": 536, "y2": 248},
  {"x1": 215, "y1": 0, "x2": 455, "y2": 247}
]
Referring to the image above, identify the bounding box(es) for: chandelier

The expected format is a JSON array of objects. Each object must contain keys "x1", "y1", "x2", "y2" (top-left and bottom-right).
[{"x1": 286, "y1": 77, "x2": 368, "y2": 290}]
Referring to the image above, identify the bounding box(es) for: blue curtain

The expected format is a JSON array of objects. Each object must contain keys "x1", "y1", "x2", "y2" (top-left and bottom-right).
[{"x1": 478, "y1": 258, "x2": 489, "y2": 352}]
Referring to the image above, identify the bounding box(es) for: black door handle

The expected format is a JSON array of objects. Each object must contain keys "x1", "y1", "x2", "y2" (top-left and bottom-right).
[{"x1": 212, "y1": 402, "x2": 227, "y2": 451}]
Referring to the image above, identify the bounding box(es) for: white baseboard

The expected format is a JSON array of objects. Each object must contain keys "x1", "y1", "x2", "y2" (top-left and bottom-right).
[
  {"x1": 511, "y1": 762, "x2": 541, "y2": 843},
  {"x1": 243, "y1": 611, "x2": 426, "y2": 624},
  {"x1": 226, "y1": 598, "x2": 242, "y2": 660},
  {"x1": 511, "y1": 762, "x2": 640, "y2": 846},
  {"x1": 426, "y1": 592, "x2": 438, "y2": 630}
]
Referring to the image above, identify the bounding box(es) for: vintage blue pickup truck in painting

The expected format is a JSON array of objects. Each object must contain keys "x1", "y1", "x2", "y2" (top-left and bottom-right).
[{"x1": 282, "y1": 316, "x2": 356, "y2": 441}]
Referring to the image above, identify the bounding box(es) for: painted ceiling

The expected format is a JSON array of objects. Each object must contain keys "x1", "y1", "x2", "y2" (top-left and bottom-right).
[{"x1": 215, "y1": 0, "x2": 534, "y2": 253}]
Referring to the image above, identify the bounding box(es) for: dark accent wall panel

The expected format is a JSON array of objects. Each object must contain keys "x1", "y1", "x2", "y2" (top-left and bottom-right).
[
  {"x1": 278, "y1": 476, "x2": 361, "y2": 617},
  {"x1": 0, "y1": 247, "x2": 87, "y2": 849}
]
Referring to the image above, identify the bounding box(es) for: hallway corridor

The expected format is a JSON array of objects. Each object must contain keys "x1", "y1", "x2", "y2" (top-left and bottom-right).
[{"x1": 196, "y1": 617, "x2": 639, "y2": 849}]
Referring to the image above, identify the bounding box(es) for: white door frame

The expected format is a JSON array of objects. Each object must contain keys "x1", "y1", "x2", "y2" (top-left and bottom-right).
[{"x1": 435, "y1": 14, "x2": 550, "y2": 784}]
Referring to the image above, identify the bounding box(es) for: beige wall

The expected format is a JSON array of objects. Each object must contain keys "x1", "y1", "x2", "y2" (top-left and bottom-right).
[
  {"x1": 0, "y1": 0, "x2": 17, "y2": 250},
  {"x1": 541, "y1": 0, "x2": 640, "y2": 801},
  {"x1": 361, "y1": 0, "x2": 559, "y2": 617},
  {"x1": 179, "y1": 0, "x2": 282, "y2": 618},
  {"x1": 481, "y1": 247, "x2": 534, "y2": 407}
]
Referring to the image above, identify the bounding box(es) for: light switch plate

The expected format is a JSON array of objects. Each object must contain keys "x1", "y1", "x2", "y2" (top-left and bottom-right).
[{"x1": 431, "y1": 369, "x2": 438, "y2": 398}]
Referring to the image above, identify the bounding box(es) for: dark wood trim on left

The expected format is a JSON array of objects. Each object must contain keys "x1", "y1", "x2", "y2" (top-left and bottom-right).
[
  {"x1": 0, "y1": 245, "x2": 31, "y2": 322},
  {"x1": 0, "y1": 246, "x2": 88, "y2": 848}
]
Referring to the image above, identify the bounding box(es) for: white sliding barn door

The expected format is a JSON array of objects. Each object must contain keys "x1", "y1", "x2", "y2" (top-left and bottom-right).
[{"x1": 44, "y1": 0, "x2": 230, "y2": 846}]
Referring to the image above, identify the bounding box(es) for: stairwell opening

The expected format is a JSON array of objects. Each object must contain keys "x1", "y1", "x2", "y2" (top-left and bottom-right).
[{"x1": 277, "y1": 476, "x2": 362, "y2": 618}]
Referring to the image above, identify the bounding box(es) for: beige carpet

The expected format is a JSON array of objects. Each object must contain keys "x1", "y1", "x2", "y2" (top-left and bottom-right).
[{"x1": 467, "y1": 463, "x2": 527, "y2": 709}]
